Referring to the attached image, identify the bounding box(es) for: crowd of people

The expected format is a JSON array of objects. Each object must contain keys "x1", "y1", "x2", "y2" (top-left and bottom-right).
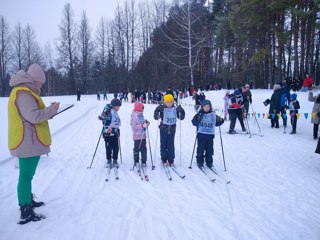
[{"x1": 7, "y1": 62, "x2": 320, "y2": 225}]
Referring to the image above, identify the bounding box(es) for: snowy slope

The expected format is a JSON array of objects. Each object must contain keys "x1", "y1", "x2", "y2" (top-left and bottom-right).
[{"x1": 1, "y1": 90, "x2": 320, "y2": 240}]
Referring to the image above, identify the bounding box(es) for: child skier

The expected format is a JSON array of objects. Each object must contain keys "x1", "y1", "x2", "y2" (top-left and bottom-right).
[
  {"x1": 192, "y1": 100, "x2": 224, "y2": 168},
  {"x1": 228, "y1": 89, "x2": 246, "y2": 134},
  {"x1": 154, "y1": 94, "x2": 185, "y2": 166},
  {"x1": 130, "y1": 102, "x2": 150, "y2": 166},
  {"x1": 98, "y1": 98, "x2": 122, "y2": 168},
  {"x1": 289, "y1": 93, "x2": 300, "y2": 134}
]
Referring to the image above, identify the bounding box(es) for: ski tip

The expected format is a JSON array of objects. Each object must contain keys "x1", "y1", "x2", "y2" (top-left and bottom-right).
[
  {"x1": 226, "y1": 181, "x2": 231, "y2": 184},
  {"x1": 181, "y1": 176, "x2": 186, "y2": 179},
  {"x1": 116, "y1": 178, "x2": 119, "y2": 180},
  {"x1": 211, "y1": 179, "x2": 216, "y2": 182},
  {"x1": 188, "y1": 166, "x2": 192, "y2": 169},
  {"x1": 105, "y1": 179, "x2": 109, "y2": 182}
]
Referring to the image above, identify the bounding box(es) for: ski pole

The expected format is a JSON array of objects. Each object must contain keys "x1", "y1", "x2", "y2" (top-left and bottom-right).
[
  {"x1": 154, "y1": 115, "x2": 160, "y2": 167},
  {"x1": 146, "y1": 127, "x2": 155, "y2": 170},
  {"x1": 188, "y1": 136, "x2": 197, "y2": 169},
  {"x1": 117, "y1": 130, "x2": 122, "y2": 164},
  {"x1": 218, "y1": 122, "x2": 227, "y2": 171},
  {"x1": 178, "y1": 101, "x2": 182, "y2": 168},
  {"x1": 250, "y1": 102, "x2": 261, "y2": 132},
  {"x1": 241, "y1": 107, "x2": 252, "y2": 138},
  {"x1": 87, "y1": 129, "x2": 103, "y2": 169}
]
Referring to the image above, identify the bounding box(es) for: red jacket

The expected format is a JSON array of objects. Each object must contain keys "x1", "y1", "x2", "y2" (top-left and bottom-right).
[{"x1": 303, "y1": 76, "x2": 313, "y2": 87}]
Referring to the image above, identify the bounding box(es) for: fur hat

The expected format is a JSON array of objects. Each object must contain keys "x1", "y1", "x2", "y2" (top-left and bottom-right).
[
  {"x1": 111, "y1": 98, "x2": 122, "y2": 107},
  {"x1": 134, "y1": 102, "x2": 144, "y2": 112},
  {"x1": 163, "y1": 94, "x2": 174, "y2": 103},
  {"x1": 27, "y1": 63, "x2": 46, "y2": 83}
]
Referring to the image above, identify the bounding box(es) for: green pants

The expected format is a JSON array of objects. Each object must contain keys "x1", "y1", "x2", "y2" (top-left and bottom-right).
[{"x1": 17, "y1": 156, "x2": 40, "y2": 206}]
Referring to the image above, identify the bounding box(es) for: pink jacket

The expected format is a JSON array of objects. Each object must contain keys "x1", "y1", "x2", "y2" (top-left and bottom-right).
[
  {"x1": 130, "y1": 111, "x2": 146, "y2": 140},
  {"x1": 8, "y1": 70, "x2": 57, "y2": 158}
]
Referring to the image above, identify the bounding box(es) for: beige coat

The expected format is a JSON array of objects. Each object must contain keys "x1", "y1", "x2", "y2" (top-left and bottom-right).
[
  {"x1": 8, "y1": 70, "x2": 57, "y2": 158},
  {"x1": 308, "y1": 92, "x2": 320, "y2": 124}
]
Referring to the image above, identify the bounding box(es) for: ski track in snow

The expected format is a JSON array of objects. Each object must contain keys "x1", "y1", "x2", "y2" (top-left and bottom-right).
[{"x1": 1, "y1": 91, "x2": 320, "y2": 240}]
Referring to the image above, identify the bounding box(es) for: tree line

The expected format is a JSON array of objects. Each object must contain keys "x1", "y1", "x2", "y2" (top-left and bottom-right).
[{"x1": 0, "y1": 0, "x2": 319, "y2": 97}]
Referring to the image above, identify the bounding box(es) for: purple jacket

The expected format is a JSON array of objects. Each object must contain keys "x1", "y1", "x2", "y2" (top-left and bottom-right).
[{"x1": 130, "y1": 111, "x2": 146, "y2": 140}]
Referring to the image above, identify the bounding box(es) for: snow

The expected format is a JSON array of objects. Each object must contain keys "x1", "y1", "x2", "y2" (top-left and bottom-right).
[{"x1": 1, "y1": 90, "x2": 320, "y2": 240}]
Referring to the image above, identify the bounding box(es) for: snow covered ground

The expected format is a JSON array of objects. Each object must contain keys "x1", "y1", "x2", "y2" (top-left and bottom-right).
[{"x1": 1, "y1": 89, "x2": 320, "y2": 240}]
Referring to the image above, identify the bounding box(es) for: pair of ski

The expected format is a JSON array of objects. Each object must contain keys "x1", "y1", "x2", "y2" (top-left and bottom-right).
[
  {"x1": 163, "y1": 164, "x2": 185, "y2": 181},
  {"x1": 131, "y1": 163, "x2": 149, "y2": 181},
  {"x1": 227, "y1": 131, "x2": 264, "y2": 137},
  {"x1": 198, "y1": 166, "x2": 231, "y2": 184},
  {"x1": 105, "y1": 164, "x2": 119, "y2": 181}
]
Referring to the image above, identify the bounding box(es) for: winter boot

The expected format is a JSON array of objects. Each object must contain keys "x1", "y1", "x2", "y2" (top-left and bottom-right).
[
  {"x1": 31, "y1": 194, "x2": 45, "y2": 208},
  {"x1": 206, "y1": 163, "x2": 213, "y2": 169},
  {"x1": 228, "y1": 130, "x2": 237, "y2": 134},
  {"x1": 106, "y1": 159, "x2": 111, "y2": 168},
  {"x1": 113, "y1": 159, "x2": 119, "y2": 168},
  {"x1": 18, "y1": 204, "x2": 46, "y2": 225}
]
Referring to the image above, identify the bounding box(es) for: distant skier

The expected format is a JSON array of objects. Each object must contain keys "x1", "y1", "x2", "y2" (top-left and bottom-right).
[
  {"x1": 288, "y1": 93, "x2": 300, "y2": 134},
  {"x1": 130, "y1": 102, "x2": 150, "y2": 167},
  {"x1": 77, "y1": 88, "x2": 81, "y2": 101},
  {"x1": 223, "y1": 90, "x2": 231, "y2": 121},
  {"x1": 191, "y1": 100, "x2": 224, "y2": 168},
  {"x1": 98, "y1": 98, "x2": 122, "y2": 168},
  {"x1": 154, "y1": 94, "x2": 185, "y2": 166}
]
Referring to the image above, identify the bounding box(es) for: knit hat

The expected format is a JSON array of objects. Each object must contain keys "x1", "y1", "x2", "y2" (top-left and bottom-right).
[
  {"x1": 201, "y1": 100, "x2": 212, "y2": 108},
  {"x1": 27, "y1": 63, "x2": 46, "y2": 83},
  {"x1": 291, "y1": 93, "x2": 297, "y2": 100},
  {"x1": 164, "y1": 94, "x2": 174, "y2": 103},
  {"x1": 111, "y1": 98, "x2": 122, "y2": 107},
  {"x1": 234, "y1": 89, "x2": 241, "y2": 95},
  {"x1": 134, "y1": 102, "x2": 144, "y2": 112},
  {"x1": 273, "y1": 84, "x2": 281, "y2": 91}
]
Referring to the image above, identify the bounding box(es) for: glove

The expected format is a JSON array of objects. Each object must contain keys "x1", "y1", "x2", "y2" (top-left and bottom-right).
[
  {"x1": 157, "y1": 104, "x2": 164, "y2": 112},
  {"x1": 98, "y1": 116, "x2": 102, "y2": 120},
  {"x1": 176, "y1": 105, "x2": 183, "y2": 113},
  {"x1": 197, "y1": 111, "x2": 204, "y2": 122}
]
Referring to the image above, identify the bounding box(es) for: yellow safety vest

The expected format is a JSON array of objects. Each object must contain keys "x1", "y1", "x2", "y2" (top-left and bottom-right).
[{"x1": 8, "y1": 87, "x2": 51, "y2": 149}]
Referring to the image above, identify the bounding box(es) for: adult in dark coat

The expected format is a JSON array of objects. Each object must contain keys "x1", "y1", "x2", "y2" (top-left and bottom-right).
[
  {"x1": 269, "y1": 84, "x2": 282, "y2": 128},
  {"x1": 242, "y1": 84, "x2": 252, "y2": 114}
]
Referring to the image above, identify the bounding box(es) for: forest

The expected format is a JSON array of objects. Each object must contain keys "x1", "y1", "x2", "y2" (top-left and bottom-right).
[{"x1": 0, "y1": 0, "x2": 319, "y2": 96}]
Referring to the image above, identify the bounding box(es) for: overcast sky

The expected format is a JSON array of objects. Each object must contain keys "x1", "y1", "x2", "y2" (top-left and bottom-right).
[{"x1": 0, "y1": 0, "x2": 129, "y2": 47}]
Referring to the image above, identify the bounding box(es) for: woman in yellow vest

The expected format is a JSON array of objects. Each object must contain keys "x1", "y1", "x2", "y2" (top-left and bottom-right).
[{"x1": 8, "y1": 64, "x2": 60, "y2": 224}]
